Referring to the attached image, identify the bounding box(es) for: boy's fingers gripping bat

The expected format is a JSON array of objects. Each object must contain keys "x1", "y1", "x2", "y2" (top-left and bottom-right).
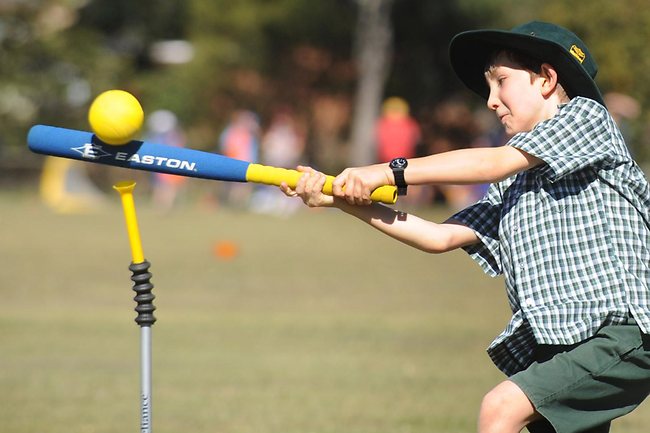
[{"x1": 27, "y1": 125, "x2": 398, "y2": 204}]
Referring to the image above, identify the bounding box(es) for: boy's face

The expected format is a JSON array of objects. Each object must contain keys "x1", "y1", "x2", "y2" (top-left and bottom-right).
[{"x1": 485, "y1": 53, "x2": 549, "y2": 135}]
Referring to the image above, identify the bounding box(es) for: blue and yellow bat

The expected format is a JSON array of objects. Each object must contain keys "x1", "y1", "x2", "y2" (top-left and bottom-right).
[{"x1": 27, "y1": 125, "x2": 397, "y2": 204}]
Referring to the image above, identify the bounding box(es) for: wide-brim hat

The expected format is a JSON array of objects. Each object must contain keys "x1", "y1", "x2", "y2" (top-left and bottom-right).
[{"x1": 449, "y1": 21, "x2": 605, "y2": 106}]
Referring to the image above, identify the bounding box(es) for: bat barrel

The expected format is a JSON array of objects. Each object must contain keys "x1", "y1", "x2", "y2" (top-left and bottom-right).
[{"x1": 28, "y1": 124, "x2": 250, "y2": 182}]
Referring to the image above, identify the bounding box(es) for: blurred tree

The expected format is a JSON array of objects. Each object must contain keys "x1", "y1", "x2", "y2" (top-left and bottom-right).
[
  {"x1": 389, "y1": 1, "x2": 488, "y2": 105},
  {"x1": 541, "y1": 0, "x2": 650, "y2": 160},
  {"x1": 177, "y1": 0, "x2": 358, "y2": 151},
  {"x1": 0, "y1": 0, "x2": 187, "y2": 154},
  {"x1": 3, "y1": 0, "x2": 650, "y2": 167},
  {"x1": 79, "y1": 0, "x2": 189, "y2": 68},
  {"x1": 0, "y1": 2, "x2": 97, "y2": 153},
  {"x1": 348, "y1": 0, "x2": 395, "y2": 166}
]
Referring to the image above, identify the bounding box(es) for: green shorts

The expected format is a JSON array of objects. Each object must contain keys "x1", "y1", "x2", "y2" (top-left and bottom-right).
[{"x1": 509, "y1": 318, "x2": 650, "y2": 433}]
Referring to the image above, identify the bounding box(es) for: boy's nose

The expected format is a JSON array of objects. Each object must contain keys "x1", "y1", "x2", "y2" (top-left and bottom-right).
[{"x1": 486, "y1": 90, "x2": 499, "y2": 111}]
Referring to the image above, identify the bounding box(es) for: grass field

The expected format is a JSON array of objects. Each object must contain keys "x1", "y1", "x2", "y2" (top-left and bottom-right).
[{"x1": 1, "y1": 186, "x2": 648, "y2": 433}]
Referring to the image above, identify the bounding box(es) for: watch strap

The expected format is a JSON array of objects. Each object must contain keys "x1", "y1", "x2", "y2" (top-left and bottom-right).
[{"x1": 393, "y1": 169, "x2": 407, "y2": 196}]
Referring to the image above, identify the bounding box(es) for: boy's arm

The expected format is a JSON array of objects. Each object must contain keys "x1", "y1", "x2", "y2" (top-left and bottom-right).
[
  {"x1": 333, "y1": 146, "x2": 542, "y2": 204},
  {"x1": 338, "y1": 202, "x2": 479, "y2": 253},
  {"x1": 281, "y1": 167, "x2": 479, "y2": 253}
]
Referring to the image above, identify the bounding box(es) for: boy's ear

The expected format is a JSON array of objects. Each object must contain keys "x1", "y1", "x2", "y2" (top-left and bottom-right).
[{"x1": 540, "y1": 63, "x2": 559, "y2": 97}]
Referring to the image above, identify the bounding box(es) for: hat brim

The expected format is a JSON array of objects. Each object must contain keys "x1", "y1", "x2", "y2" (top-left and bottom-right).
[{"x1": 449, "y1": 29, "x2": 605, "y2": 106}]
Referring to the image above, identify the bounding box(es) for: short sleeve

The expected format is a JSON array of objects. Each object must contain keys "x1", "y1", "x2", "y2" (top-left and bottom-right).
[
  {"x1": 508, "y1": 98, "x2": 627, "y2": 182},
  {"x1": 449, "y1": 183, "x2": 504, "y2": 277}
]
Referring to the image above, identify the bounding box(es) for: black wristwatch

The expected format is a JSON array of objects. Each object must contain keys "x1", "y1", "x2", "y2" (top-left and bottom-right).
[{"x1": 389, "y1": 157, "x2": 408, "y2": 196}]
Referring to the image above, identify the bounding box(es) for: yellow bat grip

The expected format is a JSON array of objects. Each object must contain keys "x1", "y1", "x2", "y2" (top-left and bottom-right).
[
  {"x1": 245, "y1": 164, "x2": 397, "y2": 204},
  {"x1": 113, "y1": 181, "x2": 145, "y2": 264}
]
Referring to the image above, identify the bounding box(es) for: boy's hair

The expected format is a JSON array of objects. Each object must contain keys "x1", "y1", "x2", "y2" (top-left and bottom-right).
[
  {"x1": 484, "y1": 49, "x2": 570, "y2": 101},
  {"x1": 485, "y1": 49, "x2": 542, "y2": 76}
]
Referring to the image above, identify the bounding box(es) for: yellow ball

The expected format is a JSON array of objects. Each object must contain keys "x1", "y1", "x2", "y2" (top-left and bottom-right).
[{"x1": 88, "y1": 90, "x2": 144, "y2": 145}]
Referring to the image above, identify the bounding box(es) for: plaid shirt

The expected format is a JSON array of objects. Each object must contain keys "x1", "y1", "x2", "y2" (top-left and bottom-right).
[{"x1": 451, "y1": 97, "x2": 650, "y2": 376}]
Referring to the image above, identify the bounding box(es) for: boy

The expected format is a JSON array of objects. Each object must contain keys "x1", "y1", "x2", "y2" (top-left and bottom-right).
[{"x1": 281, "y1": 21, "x2": 650, "y2": 433}]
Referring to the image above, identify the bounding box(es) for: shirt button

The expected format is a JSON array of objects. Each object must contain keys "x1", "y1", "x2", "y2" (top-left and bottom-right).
[{"x1": 525, "y1": 298, "x2": 535, "y2": 307}]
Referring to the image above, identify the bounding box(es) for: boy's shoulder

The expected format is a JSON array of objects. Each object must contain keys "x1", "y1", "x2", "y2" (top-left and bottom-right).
[
  {"x1": 520, "y1": 97, "x2": 619, "y2": 146},
  {"x1": 560, "y1": 96, "x2": 608, "y2": 116},
  {"x1": 550, "y1": 97, "x2": 614, "y2": 130},
  {"x1": 508, "y1": 96, "x2": 629, "y2": 177}
]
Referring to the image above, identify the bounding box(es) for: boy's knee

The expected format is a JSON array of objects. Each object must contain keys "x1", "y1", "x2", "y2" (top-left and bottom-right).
[
  {"x1": 478, "y1": 380, "x2": 539, "y2": 433},
  {"x1": 478, "y1": 387, "x2": 510, "y2": 433}
]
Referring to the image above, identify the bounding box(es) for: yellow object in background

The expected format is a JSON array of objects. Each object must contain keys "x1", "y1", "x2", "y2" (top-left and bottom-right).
[{"x1": 39, "y1": 156, "x2": 106, "y2": 213}]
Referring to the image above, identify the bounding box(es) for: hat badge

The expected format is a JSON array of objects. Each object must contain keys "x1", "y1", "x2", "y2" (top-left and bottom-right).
[{"x1": 569, "y1": 45, "x2": 586, "y2": 63}]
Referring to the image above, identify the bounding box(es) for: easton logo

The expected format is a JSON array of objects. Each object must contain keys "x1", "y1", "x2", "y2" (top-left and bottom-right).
[
  {"x1": 72, "y1": 142, "x2": 197, "y2": 171},
  {"x1": 72, "y1": 143, "x2": 111, "y2": 159}
]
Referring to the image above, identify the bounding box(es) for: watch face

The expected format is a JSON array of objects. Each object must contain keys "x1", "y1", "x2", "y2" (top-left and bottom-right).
[{"x1": 390, "y1": 157, "x2": 407, "y2": 169}]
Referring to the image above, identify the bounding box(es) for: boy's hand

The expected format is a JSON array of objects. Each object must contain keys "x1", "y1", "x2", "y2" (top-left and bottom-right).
[
  {"x1": 332, "y1": 164, "x2": 393, "y2": 205},
  {"x1": 280, "y1": 166, "x2": 335, "y2": 208}
]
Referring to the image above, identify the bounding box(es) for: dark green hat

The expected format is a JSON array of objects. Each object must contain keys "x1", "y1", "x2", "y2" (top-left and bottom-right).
[{"x1": 449, "y1": 21, "x2": 604, "y2": 106}]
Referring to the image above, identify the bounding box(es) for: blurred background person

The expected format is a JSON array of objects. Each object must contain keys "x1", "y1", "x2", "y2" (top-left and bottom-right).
[
  {"x1": 216, "y1": 110, "x2": 260, "y2": 209},
  {"x1": 604, "y1": 92, "x2": 641, "y2": 146},
  {"x1": 252, "y1": 107, "x2": 307, "y2": 216},
  {"x1": 422, "y1": 99, "x2": 484, "y2": 210},
  {"x1": 375, "y1": 97, "x2": 421, "y2": 163},
  {"x1": 145, "y1": 109, "x2": 188, "y2": 212},
  {"x1": 375, "y1": 97, "x2": 425, "y2": 205}
]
